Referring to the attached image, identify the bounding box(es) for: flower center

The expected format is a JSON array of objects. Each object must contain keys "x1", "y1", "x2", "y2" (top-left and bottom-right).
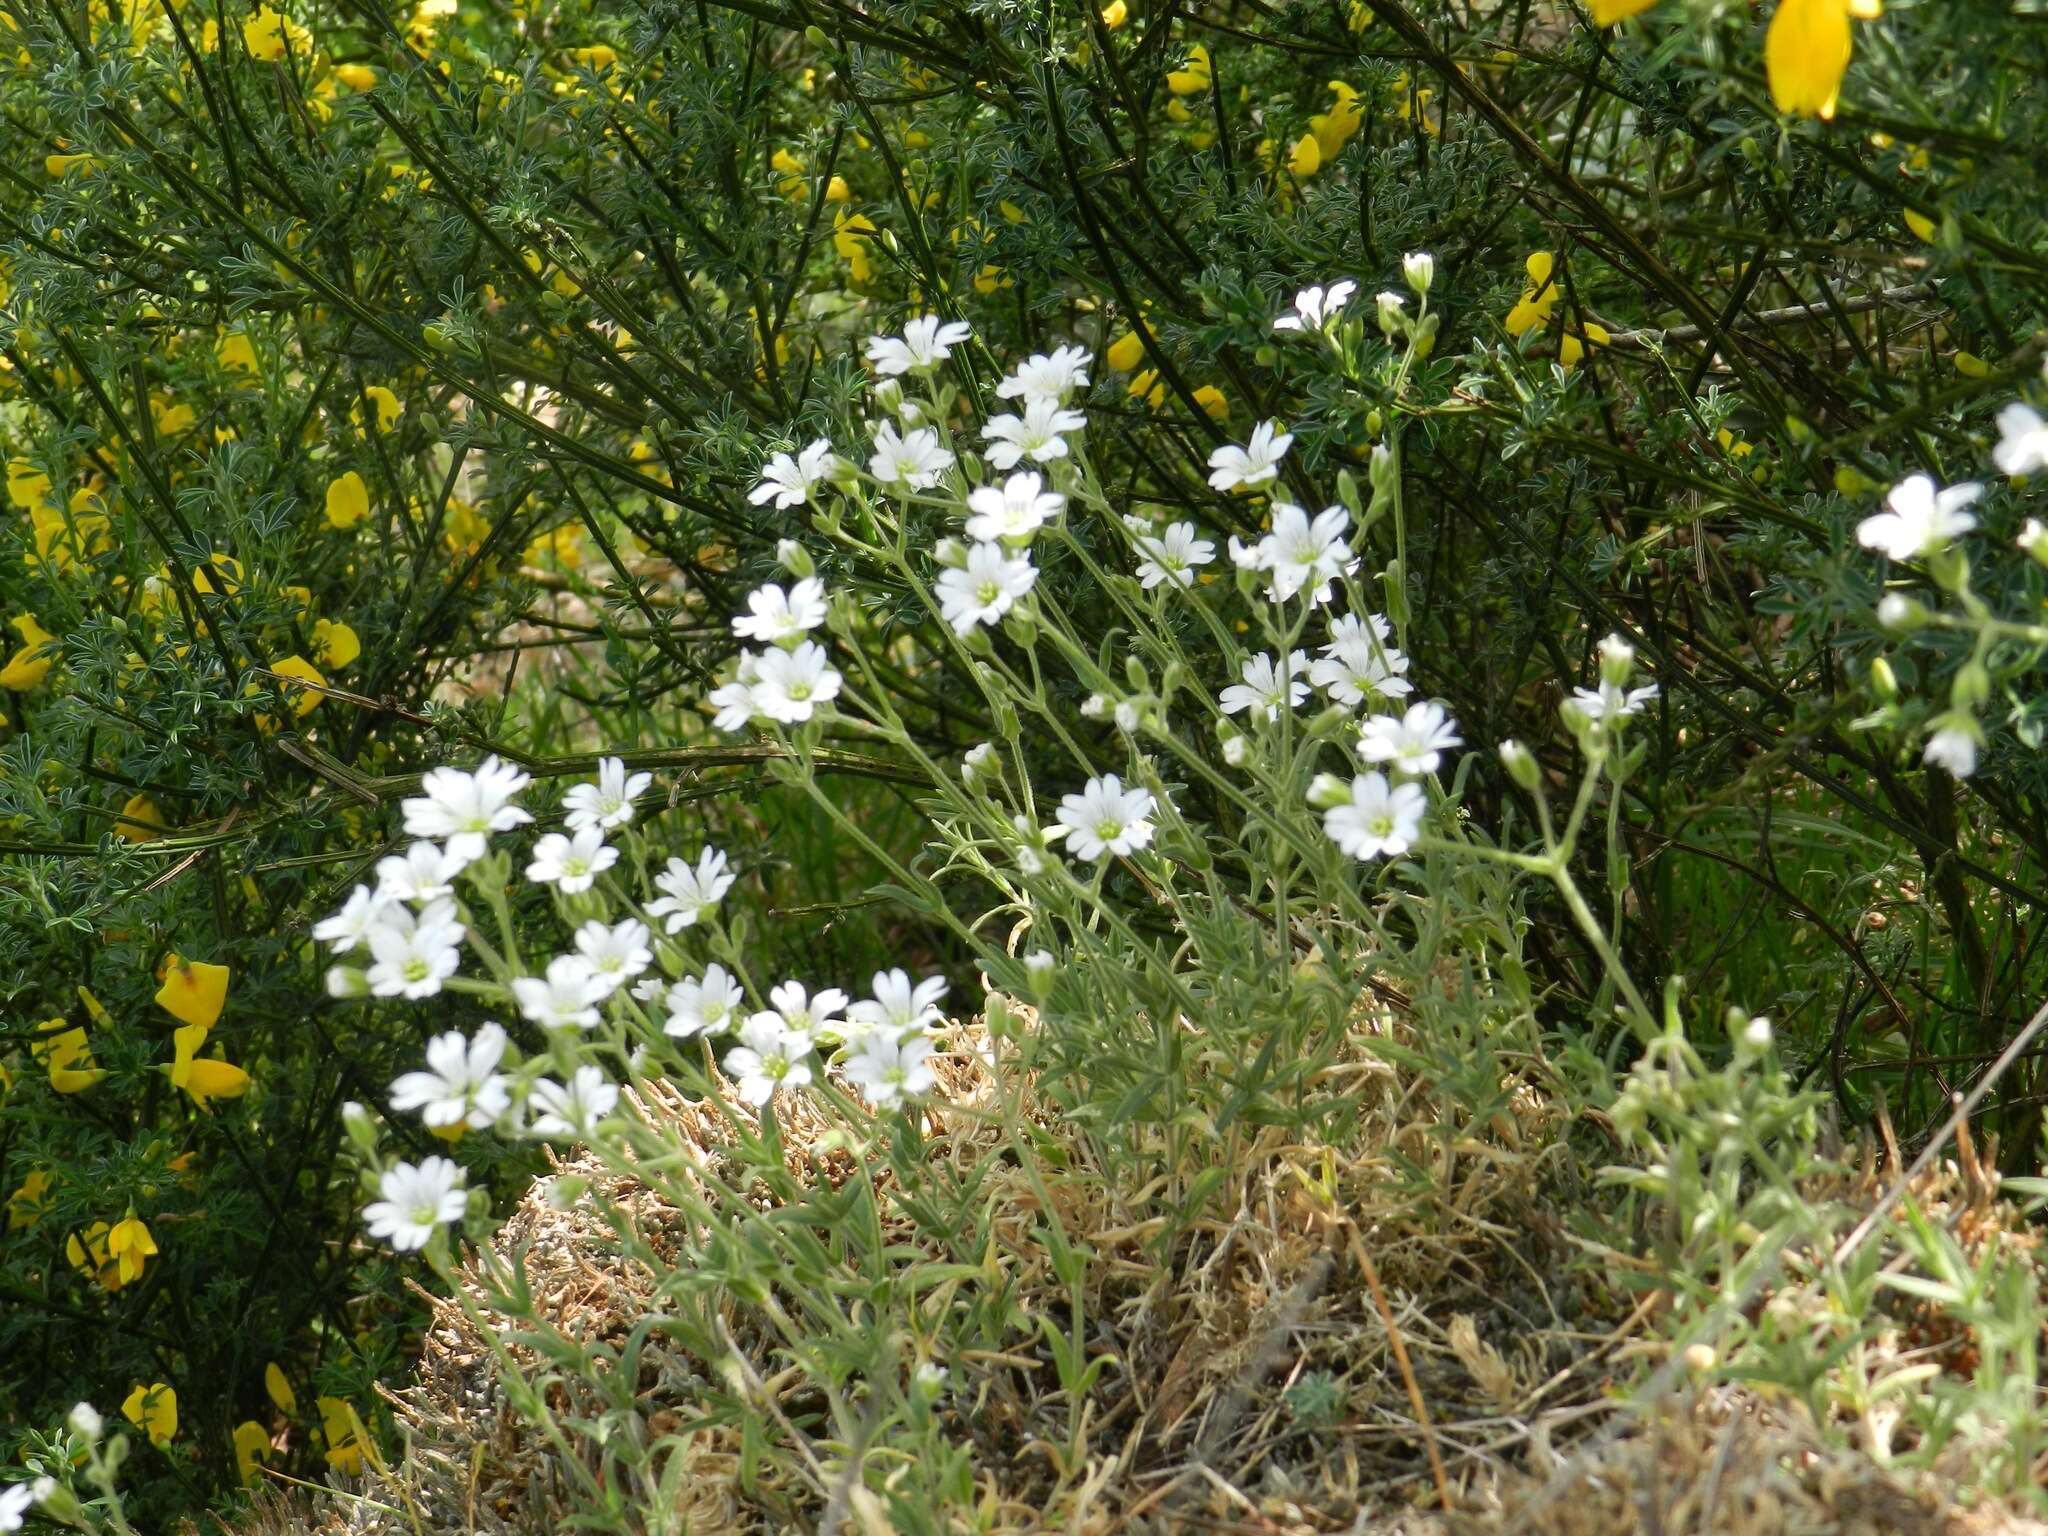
[{"x1": 1096, "y1": 818, "x2": 1123, "y2": 841}]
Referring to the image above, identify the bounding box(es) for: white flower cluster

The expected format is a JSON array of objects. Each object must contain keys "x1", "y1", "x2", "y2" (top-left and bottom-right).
[
  {"x1": 320, "y1": 751, "x2": 956, "y2": 1253},
  {"x1": 1855, "y1": 359, "x2": 2048, "y2": 778}
]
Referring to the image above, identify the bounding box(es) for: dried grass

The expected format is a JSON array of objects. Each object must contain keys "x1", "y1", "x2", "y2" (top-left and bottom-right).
[{"x1": 230, "y1": 1014, "x2": 2048, "y2": 1536}]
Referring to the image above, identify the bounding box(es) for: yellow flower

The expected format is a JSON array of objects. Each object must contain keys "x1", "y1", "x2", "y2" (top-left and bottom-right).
[
  {"x1": 107, "y1": 1214, "x2": 158, "y2": 1285},
  {"x1": 1127, "y1": 368, "x2": 1167, "y2": 409},
  {"x1": 1166, "y1": 44, "x2": 1210, "y2": 96},
  {"x1": 314, "y1": 619, "x2": 361, "y2": 670},
  {"x1": 832, "y1": 209, "x2": 877, "y2": 283},
  {"x1": 123, "y1": 1382, "x2": 178, "y2": 1448},
  {"x1": 1765, "y1": 0, "x2": 1881, "y2": 121},
  {"x1": 190, "y1": 552, "x2": 243, "y2": 595},
  {"x1": 1105, "y1": 328, "x2": 1145, "y2": 371},
  {"x1": 326, "y1": 470, "x2": 369, "y2": 529},
  {"x1": 1192, "y1": 384, "x2": 1229, "y2": 421},
  {"x1": 1310, "y1": 81, "x2": 1364, "y2": 160},
  {"x1": 332, "y1": 62, "x2": 375, "y2": 89},
  {"x1": 1504, "y1": 251, "x2": 1558, "y2": 337},
  {"x1": 0, "y1": 613, "x2": 55, "y2": 690},
  {"x1": 357, "y1": 385, "x2": 402, "y2": 433},
  {"x1": 442, "y1": 499, "x2": 492, "y2": 557},
  {"x1": 269, "y1": 654, "x2": 328, "y2": 717},
  {"x1": 157, "y1": 955, "x2": 231, "y2": 1029},
  {"x1": 36, "y1": 1023, "x2": 106, "y2": 1094},
  {"x1": 216, "y1": 332, "x2": 260, "y2": 373},
  {"x1": 115, "y1": 793, "x2": 167, "y2": 843},
  {"x1": 45, "y1": 152, "x2": 99, "y2": 177},
  {"x1": 7, "y1": 459, "x2": 53, "y2": 512},
  {"x1": 234, "y1": 1420, "x2": 272, "y2": 1486},
  {"x1": 319, "y1": 1397, "x2": 366, "y2": 1475},
  {"x1": 1558, "y1": 322, "x2": 1610, "y2": 370},
  {"x1": 242, "y1": 5, "x2": 311, "y2": 61},
  {"x1": 1903, "y1": 207, "x2": 1936, "y2": 242},
  {"x1": 6, "y1": 1170, "x2": 54, "y2": 1231},
  {"x1": 823, "y1": 175, "x2": 853, "y2": 203},
  {"x1": 1100, "y1": 0, "x2": 1127, "y2": 26},
  {"x1": 169, "y1": 1021, "x2": 252, "y2": 1107},
  {"x1": 569, "y1": 43, "x2": 617, "y2": 70},
  {"x1": 1286, "y1": 133, "x2": 1321, "y2": 179},
  {"x1": 1591, "y1": 0, "x2": 1658, "y2": 24},
  {"x1": 68, "y1": 1221, "x2": 123, "y2": 1289},
  {"x1": 771, "y1": 146, "x2": 806, "y2": 197},
  {"x1": 265, "y1": 1361, "x2": 297, "y2": 1413}
]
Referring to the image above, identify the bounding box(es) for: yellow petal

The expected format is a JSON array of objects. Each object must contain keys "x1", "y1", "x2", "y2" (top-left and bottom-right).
[
  {"x1": 115, "y1": 793, "x2": 168, "y2": 843},
  {"x1": 156, "y1": 957, "x2": 231, "y2": 1029},
  {"x1": 325, "y1": 471, "x2": 369, "y2": 529},
  {"x1": 269, "y1": 654, "x2": 327, "y2": 716},
  {"x1": 1903, "y1": 207, "x2": 1936, "y2": 242},
  {"x1": 314, "y1": 619, "x2": 361, "y2": 671},
  {"x1": 1590, "y1": 0, "x2": 1658, "y2": 23},
  {"x1": 1106, "y1": 330, "x2": 1144, "y2": 371},
  {"x1": 265, "y1": 1362, "x2": 297, "y2": 1414},
  {"x1": 123, "y1": 1383, "x2": 178, "y2": 1448},
  {"x1": 1287, "y1": 133, "x2": 1321, "y2": 178},
  {"x1": 234, "y1": 1420, "x2": 272, "y2": 1486},
  {"x1": 1766, "y1": 0, "x2": 1853, "y2": 120}
]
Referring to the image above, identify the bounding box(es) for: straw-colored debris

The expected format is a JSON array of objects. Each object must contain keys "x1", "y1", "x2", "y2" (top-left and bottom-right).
[{"x1": 233, "y1": 1017, "x2": 2048, "y2": 1536}]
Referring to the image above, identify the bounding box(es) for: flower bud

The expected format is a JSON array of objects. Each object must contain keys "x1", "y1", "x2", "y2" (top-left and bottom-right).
[
  {"x1": 543, "y1": 1174, "x2": 589, "y2": 1210},
  {"x1": 1401, "y1": 250, "x2": 1434, "y2": 297},
  {"x1": 325, "y1": 965, "x2": 370, "y2": 1000},
  {"x1": 933, "y1": 536, "x2": 967, "y2": 569},
  {"x1": 1022, "y1": 949, "x2": 1056, "y2": 1000},
  {"x1": 1869, "y1": 656, "x2": 1899, "y2": 702},
  {"x1": 1498, "y1": 738, "x2": 1541, "y2": 792},
  {"x1": 775, "y1": 539, "x2": 815, "y2": 578},
  {"x1": 2021, "y1": 519, "x2": 2048, "y2": 568},
  {"x1": 1597, "y1": 633, "x2": 1636, "y2": 688},
  {"x1": 1953, "y1": 660, "x2": 1991, "y2": 711},
  {"x1": 29, "y1": 1478, "x2": 75, "y2": 1525},
  {"x1": 68, "y1": 1402, "x2": 103, "y2": 1441},
  {"x1": 1307, "y1": 772, "x2": 1353, "y2": 809},
  {"x1": 961, "y1": 742, "x2": 998, "y2": 789},
  {"x1": 1374, "y1": 290, "x2": 1406, "y2": 338},
  {"x1": 1875, "y1": 591, "x2": 1926, "y2": 631},
  {"x1": 1220, "y1": 729, "x2": 1248, "y2": 767},
  {"x1": 340, "y1": 1099, "x2": 379, "y2": 1153}
]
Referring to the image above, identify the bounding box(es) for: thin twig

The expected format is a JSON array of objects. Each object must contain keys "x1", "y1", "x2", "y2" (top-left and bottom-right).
[{"x1": 1343, "y1": 1222, "x2": 1453, "y2": 1508}]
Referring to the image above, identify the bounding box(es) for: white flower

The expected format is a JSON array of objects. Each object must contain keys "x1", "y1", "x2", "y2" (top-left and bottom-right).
[
  {"x1": 527, "y1": 1066, "x2": 620, "y2": 1140},
  {"x1": 646, "y1": 847, "x2": 736, "y2": 932},
  {"x1": 376, "y1": 840, "x2": 465, "y2": 904},
  {"x1": 869, "y1": 422, "x2": 954, "y2": 490},
  {"x1": 732, "y1": 578, "x2": 829, "y2": 645},
  {"x1": 1207, "y1": 420, "x2": 1293, "y2": 490},
  {"x1": 1923, "y1": 714, "x2": 1982, "y2": 778},
  {"x1": 749, "y1": 439, "x2": 837, "y2": 508},
  {"x1": 574, "y1": 918, "x2": 653, "y2": 994},
  {"x1": 1272, "y1": 281, "x2": 1357, "y2": 333},
  {"x1": 1322, "y1": 772, "x2": 1426, "y2": 860},
  {"x1": 1310, "y1": 613, "x2": 1412, "y2": 706},
  {"x1": 750, "y1": 640, "x2": 842, "y2": 722},
  {"x1": 365, "y1": 905, "x2": 464, "y2": 999},
  {"x1": 1994, "y1": 402, "x2": 2048, "y2": 478},
  {"x1": 709, "y1": 652, "x2": 762, "y2": 733},
  {"x1": 662, "y1": 963, "x2": 747, "y2": 1038},
  {"x1": 1856, "y1": 474, "x2": 1982, "y2": 561},
  {"x1": 965, "y1": 471, "x2": 1066, "y2": 543},
  {"x1": 562, "y1": 757, "x2": 653, "y2": 833},
  {"x1": 513, "y1": 954, "x2": 607, "y2": 1030},
  {"x1": 363, "y1": 1156, "x2": 467, "y2": 1252},
  {"x1": 1055, "y1": 774, "x2": 1156, "y2": 862},
  {"x1": 1375, "y1": 290, "x2": 1406, "y2": 335},
  {"x1": 1256, "y1": 503, "x2": 1356, "y2": 606},
  {"x1": 401, "y1": 756, "x2": 533, "y2": 864},
  {"x1": 1402, "y1": 252, "x2": 1434, "y2": 296},
  {"x1": 936, "y1": 542, "x2": 1037, "y2": 634},
  {"x1": 846, "y1": 968, "x2": 949, "y2": 1039},
  {"x1": 1133, "y1": 521, "x2": 1215, "y2": 589},
  {"x1": 1218, "y1": 651, "x2": 1310, "y2": 721},
  {"x1": 313, "y1": 883, "x2": 388, "y2": 953},
  {"x1": 752, "y1": 979, "x2": 848, "y2": 1046},
  {"x1": 1221, "y1": 731, "x2": 1248, "y2": 767},
  {"x1": 525, "y1": 827, "x2": 618, "y2": 894},
  {"x1": 997, "y1": 345, "x2": 1092, "y2": 404},
  {"x1": 722, "y1": 1015, "x2": 815, "y2": 1106},
  {"x1": 845, "y1": 1030, "x2": 937, "y2": 1108},
  {"x1": 0, "y1": 1483, "x2": 34, "y2": 1534},
  {"x1": 983, "y1": 400, "x2": 1087, "y2": 470},
  {"x1": 389, "y1": 1023, "x2": 511, "y2": 1131},
  {"x1": 1570, "y1": 680, "x2": 1661, "y2": 721},
  {"x1": 866, "y1": 314, "x2": 973, "y2": 376},
  {"x1": 1358, "y1": 701, "x2": 1461, "y2": 775}
]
